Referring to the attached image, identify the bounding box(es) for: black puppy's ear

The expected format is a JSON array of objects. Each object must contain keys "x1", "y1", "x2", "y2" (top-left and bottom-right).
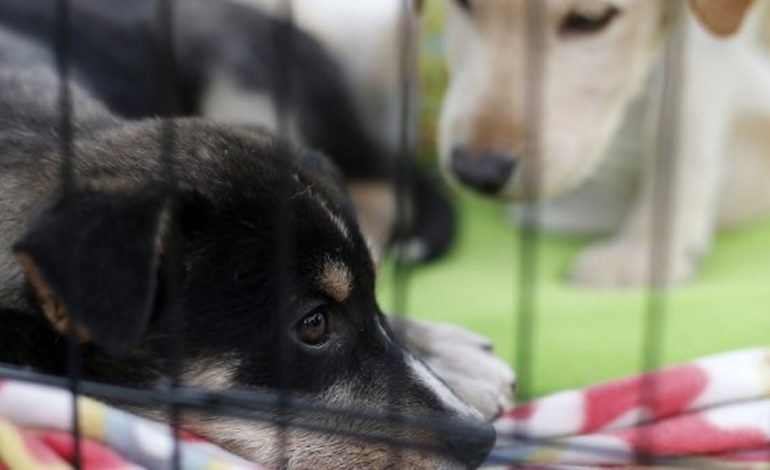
[{"x1": 13, "y1": 184, "x2": 169, "y2": 356}]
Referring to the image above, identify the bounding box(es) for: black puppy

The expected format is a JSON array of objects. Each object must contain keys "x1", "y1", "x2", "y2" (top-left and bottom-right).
[
  {"x1": 0, "y1": 0, "x2": 455, "y2": 262},
  {"x1": 0, "y1": 61, "x2": 493, "y2": 467}
]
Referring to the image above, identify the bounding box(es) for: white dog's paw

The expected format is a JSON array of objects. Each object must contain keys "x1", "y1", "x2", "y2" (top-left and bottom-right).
[
  {"x1": 395, "y1": 318, "x2": 515, "y2": 420},
  {"x1": 569, "y1": 239, "x2": 696, "y2": 288}
]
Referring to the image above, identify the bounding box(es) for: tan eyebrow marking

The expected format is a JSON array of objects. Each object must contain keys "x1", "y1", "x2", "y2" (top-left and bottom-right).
[{"x1": 318, "y1": 258, "x2": 353, "y2": 302}]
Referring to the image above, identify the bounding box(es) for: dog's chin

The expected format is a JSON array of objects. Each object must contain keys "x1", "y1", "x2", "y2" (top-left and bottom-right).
[
  {"x1": 496, "y1": 160, "x2": 602, "y2": 203},
  {"x1": 233, "y1": 434, "x2": 465, "y2": 470},
  {"x1": 439, "y1": 154, "x2": 596, "y2": 203},
  {"x1": 273, "y1": 448, "x2": 465, "y2": 470},
  {"x1": 179, "y1": 412, "x2": 467, "y2": 470},
  {"x1": 453, "y1": 174, "x2": 573, "y2": 203},
  {"x1": 497, "y1": 178, "x2": 574, "y2": 203}
]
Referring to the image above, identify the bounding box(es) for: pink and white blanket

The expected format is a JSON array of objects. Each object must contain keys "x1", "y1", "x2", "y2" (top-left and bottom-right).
[{"x1": 490, "y1": 347, "x2": 770, "y2": 468}]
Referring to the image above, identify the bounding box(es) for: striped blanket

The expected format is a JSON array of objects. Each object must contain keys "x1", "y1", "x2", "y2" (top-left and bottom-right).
[
  {"x1": 3, "y1": 348, "x2": 770, "y2": 469},
  {"x1": 0, "y1": 378, "x2": 263, "y2": 470}
]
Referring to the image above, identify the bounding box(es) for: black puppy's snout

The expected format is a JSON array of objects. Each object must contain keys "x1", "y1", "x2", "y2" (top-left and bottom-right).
[
  {"x1": 451, "y1": 147, "x2": 516, "y2": 196},
  {"x1": 446, "y1": 419, "x2": 496, "y2": 468}
]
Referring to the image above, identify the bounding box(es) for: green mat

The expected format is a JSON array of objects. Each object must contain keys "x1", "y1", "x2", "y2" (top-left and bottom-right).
[{"x1": 377, "y1": 195, "x2": 770, "y2": 398}]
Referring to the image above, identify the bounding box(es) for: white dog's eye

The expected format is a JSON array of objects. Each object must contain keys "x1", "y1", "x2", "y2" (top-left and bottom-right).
[{"x1": 561, "y1": 4, "x2": 619, "y2": 36}]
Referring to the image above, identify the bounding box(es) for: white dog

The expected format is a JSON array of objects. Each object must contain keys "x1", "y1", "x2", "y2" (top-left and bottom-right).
[{"x1": 439, "y1": 0, "x2": 770, "y2": 287}]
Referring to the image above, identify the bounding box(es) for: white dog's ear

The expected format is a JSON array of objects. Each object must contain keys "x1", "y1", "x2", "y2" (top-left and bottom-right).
[{"x1": 689, "y1": 0, "x2": 755, "y2": 36}]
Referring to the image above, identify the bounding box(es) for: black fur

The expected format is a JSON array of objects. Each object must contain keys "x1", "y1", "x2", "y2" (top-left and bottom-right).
[{"x1": 0, "y1": 0, "x2": 456, "y2": 260}]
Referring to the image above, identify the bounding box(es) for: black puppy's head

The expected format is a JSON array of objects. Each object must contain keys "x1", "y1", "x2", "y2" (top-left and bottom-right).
[{"x1": 13, "y1": 121, "x2": 492, "y2": 468}]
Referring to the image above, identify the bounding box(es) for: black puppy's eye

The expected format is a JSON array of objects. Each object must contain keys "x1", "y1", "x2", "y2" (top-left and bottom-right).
[
  {"x1": 296, "y1": 307, "x2": 329, "y2": 346},
  {"x1": 561, "y1": 5, "x2": 619, "y2": 35}
]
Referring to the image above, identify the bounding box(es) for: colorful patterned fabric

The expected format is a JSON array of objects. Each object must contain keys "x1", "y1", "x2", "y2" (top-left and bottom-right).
[
  {"x1": 5, "y1": 348, "x2": 770, "y2": 468},
  {"x1": 490, "y1": 348, "x2": 770, "y2": 467},
  {"x1": 0, "y1": 378, "x2": 266, "y2": 470}
]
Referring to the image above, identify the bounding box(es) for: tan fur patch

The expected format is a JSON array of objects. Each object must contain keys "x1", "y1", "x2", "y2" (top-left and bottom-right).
[
  {"x1": 15, "y1": 253, "x2": 91, "y2": 343},
  {"x1": 690, "y1": 0, "x2": 755, "y2": 36},
  {"x1": 181, "y1": 356, "x2": 240, "y2": 390},
  {"x1": 317, "y1": 259, "x2": 353, "y2": 303}
]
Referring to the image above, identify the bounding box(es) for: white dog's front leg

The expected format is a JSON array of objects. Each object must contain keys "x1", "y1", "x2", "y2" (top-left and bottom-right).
[
  {"x1": 570, "y1": 18, "x2": 738, "y2": 288},
  {"x1": 390, "y1": 316, "x2": 515, "y2": 420}
]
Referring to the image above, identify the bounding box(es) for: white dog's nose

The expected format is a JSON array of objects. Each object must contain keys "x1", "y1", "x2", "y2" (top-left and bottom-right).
[{"x1": 451, "y1": 147, "x2": 515, "y2": 196}]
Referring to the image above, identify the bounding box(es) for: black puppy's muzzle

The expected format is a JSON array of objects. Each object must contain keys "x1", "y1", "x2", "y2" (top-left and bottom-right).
[
  {"x1": 445, "y1": 419, "x2": 496, "y2": 468},
  {"x1": 451, "y1": 147, "x2": 516, "y2": 196}
]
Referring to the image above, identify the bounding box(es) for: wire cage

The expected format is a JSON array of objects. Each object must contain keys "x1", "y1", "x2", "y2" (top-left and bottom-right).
[{"x1": 0, "y1": 0, "x2": 746, "y2": 468}]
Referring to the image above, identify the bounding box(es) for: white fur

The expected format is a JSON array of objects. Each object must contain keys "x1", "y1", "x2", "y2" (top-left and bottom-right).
[
  {"x1": 201, "y1": 72, "x2": 302, "y2": 142},
  {"x1": 201, "y1": 73, "x2": 278, "y2": 128},
  {"x1": 315, "y1": 193, "x2": 351, "y2": 242},
  {"x1": 400, "y1": 317, "x2": 515, "y2": 420},
  {"x1": 494, "y1": 390, "x2": 583, "y2": 438},
  {"x1": 406, "y1": 353, "x2": 483, "y2": 420},
  {"x1": 440, "y1": 0, "x2": 770, "y2": 287}
]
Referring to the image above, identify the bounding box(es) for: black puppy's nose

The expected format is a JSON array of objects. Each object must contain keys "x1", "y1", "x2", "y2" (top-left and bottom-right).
[
  {"x1": 446, "y1": 419, "x2": 496, "y2": 468},
  {"x1": 451, "y1": 147, "x2": 516, "y2": 195}
]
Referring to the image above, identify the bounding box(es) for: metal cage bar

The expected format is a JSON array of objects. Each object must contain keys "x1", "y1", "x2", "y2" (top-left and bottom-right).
[
  {"x1": 386, "y1": 1, "x2": 420, "y2": 466},
  {"x1": 514, "y1": 0, "x2": 548, "y2": 406},
  {"x1": 155, "y1": 0, "x2": 184, "y2": 468},
  {"x1": 54, "y1": 0, "x2": 82, "y2": 467},
  {"x1": 269, "y1": 1, "x2": 297, "y2": 465},
  {"x1": 637, "y1": 1, "x2": 687, "y2": 465}
]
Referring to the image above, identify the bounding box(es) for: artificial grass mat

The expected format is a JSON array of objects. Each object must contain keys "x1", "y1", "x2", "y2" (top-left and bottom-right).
[{"x1": 376, "y1": 195, "x2": 770, "y2": 399}]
